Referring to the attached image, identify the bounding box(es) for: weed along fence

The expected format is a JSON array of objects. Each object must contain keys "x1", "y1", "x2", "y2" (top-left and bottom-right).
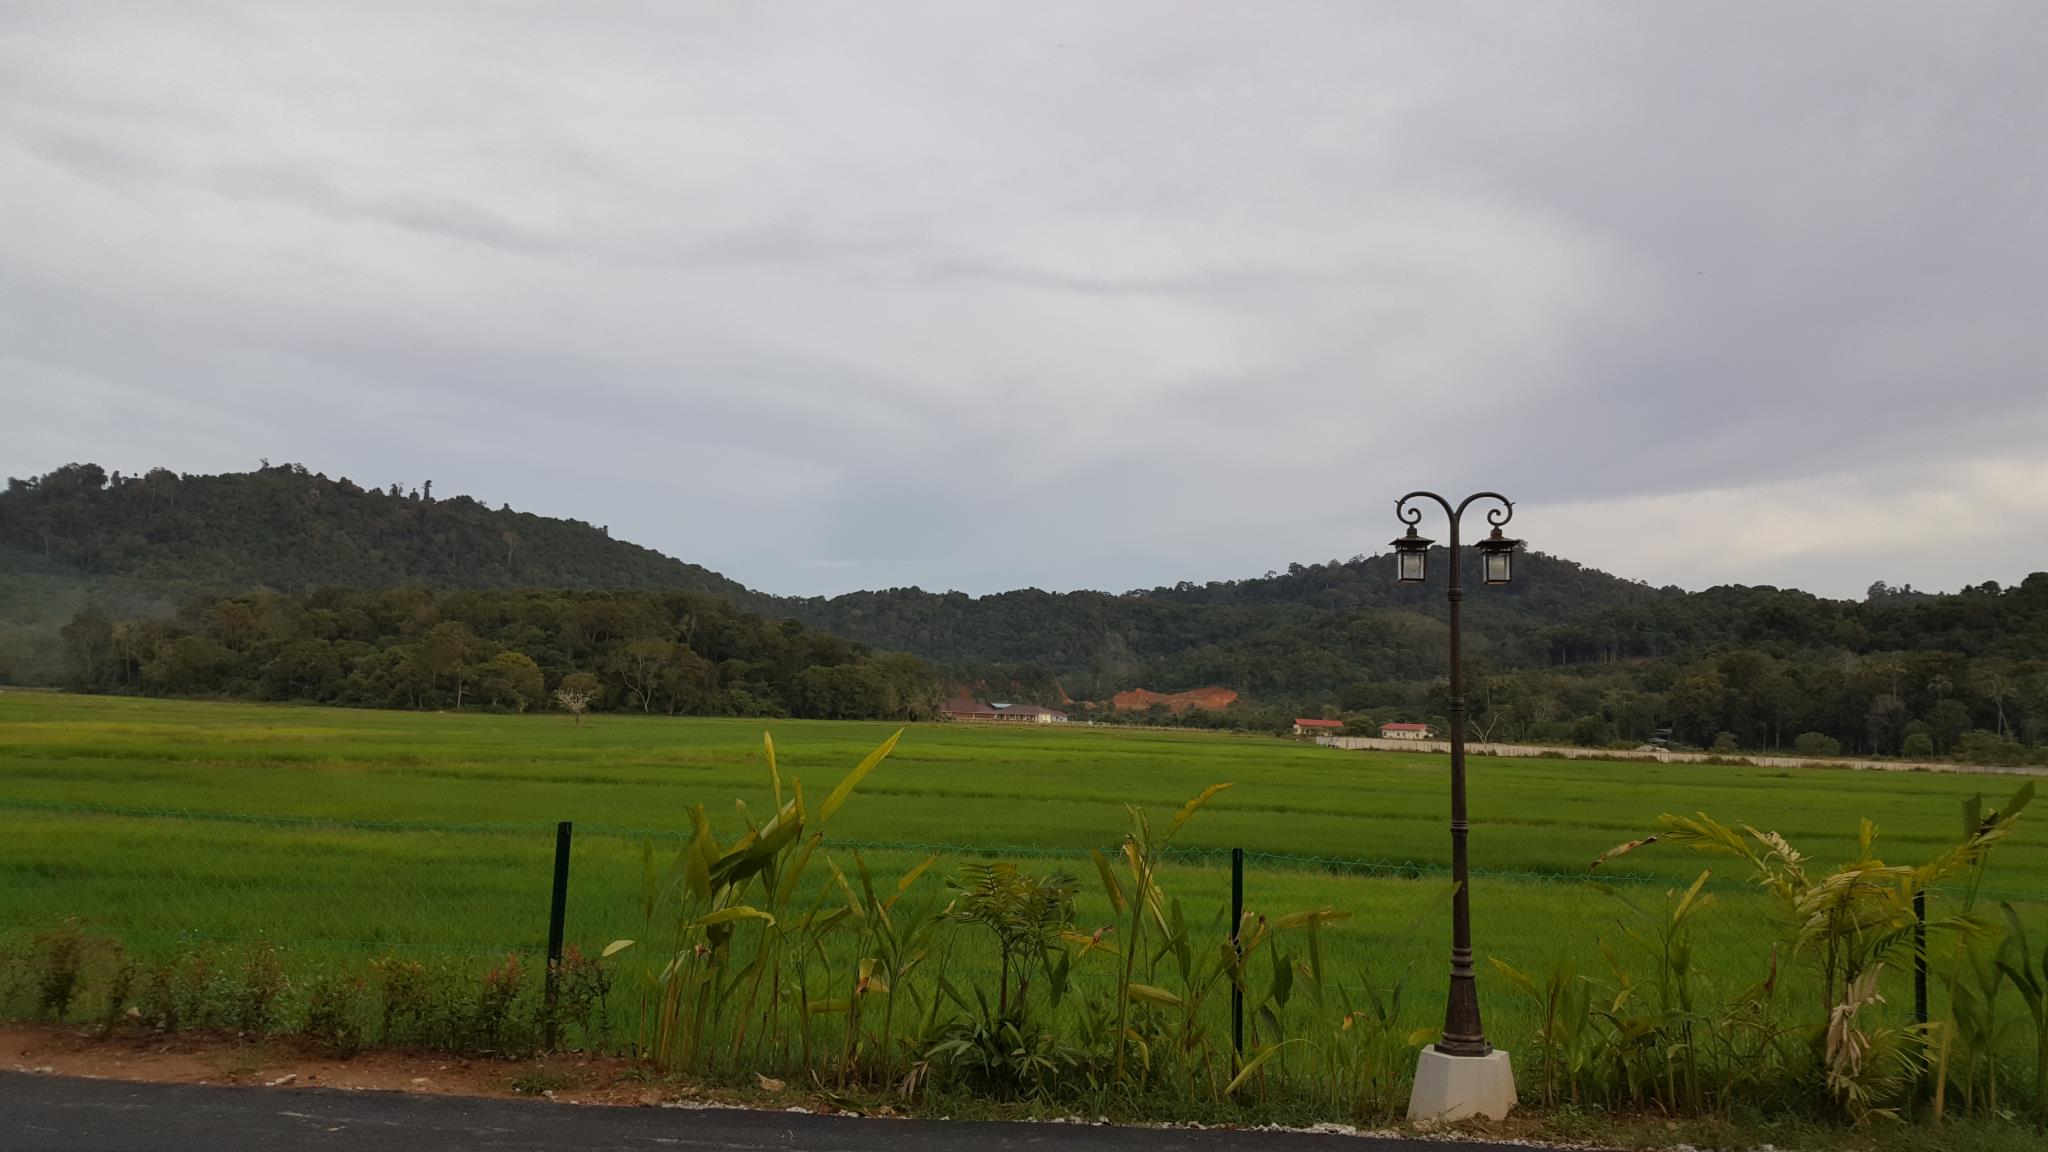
[
  {"x1": 7, "y1": 777, "x2": 2048, "y2": 1127},
  {"x1": 2, "y1": 795, "x2": 1855, "y2": 978}
]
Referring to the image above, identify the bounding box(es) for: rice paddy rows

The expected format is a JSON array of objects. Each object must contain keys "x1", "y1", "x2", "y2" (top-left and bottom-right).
[{"x1": 3, "y1": 691, "x2": 2044, "y2": 1045}]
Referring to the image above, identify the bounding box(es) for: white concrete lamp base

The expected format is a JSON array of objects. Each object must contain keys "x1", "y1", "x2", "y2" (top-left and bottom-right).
[{"x1": 1407, "y1": 1047, "x2": 1517, "y2": 1122}]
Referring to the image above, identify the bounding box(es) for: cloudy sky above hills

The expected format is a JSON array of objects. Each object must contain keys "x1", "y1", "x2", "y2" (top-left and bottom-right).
[{"x1": 4, "y1": 2, "x2": 2045, "y2": 599}]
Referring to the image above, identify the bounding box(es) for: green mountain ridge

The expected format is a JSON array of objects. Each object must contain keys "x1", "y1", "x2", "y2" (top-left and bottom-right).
[
  {"x1": 6, "y1": 462, "x2": 2047, "y2": 763},
  {"x1": 1, "y1": 461, "x2": 1675, "y2": 694},
  {"x1": 1, "y1": 462, "x2": 743, "y2": 598}
]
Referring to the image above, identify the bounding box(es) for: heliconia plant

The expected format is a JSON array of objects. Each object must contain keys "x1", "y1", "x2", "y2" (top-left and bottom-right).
[
  {"x1": 548, "y1": 734, "x2": 2048, "y2": 1127},
  {"x1": 1994, "y1": 902, "x2": 2048, "y2": 1130},
  {"x1": 1088, "y1": 781, "x2": 1232, "y2": 1084},
  {"x1": 611, "y1": 728, "x2": 901, "y2": 1073},
  {"x1": 1594, "y1": 781, "x2": 2034, "y2": 1122}
]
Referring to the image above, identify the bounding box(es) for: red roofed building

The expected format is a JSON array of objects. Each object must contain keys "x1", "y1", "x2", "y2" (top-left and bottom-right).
[
  {"x1": 1293, "y1": 718, "x2": 1346, "y2": 736},
  {"x1": 1380, "y1": 722, "x2": 1433, "y2": 740},
  {"x1": 941, "y1": 698, "x2": 1068, "y2": 724}
]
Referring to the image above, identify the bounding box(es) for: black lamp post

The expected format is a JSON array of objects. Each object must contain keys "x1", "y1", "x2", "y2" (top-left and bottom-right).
[{"x1": 1391, "y1": 491, "x2": 1520, "y2": 1059}]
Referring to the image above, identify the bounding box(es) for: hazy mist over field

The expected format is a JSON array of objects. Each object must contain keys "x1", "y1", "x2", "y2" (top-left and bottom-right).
[{"x1": 3, "y1": 2, "x2": 2046, "y2": 598}]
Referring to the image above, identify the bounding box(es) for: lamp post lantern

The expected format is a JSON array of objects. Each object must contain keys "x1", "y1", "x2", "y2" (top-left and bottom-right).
[{"x1": 1394, "y1": 490, "x2": 1522, "y2": 1121}]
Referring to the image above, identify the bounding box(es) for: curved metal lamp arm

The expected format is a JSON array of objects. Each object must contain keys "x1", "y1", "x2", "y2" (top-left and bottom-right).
[
  {"x1": 1455, "y1": 491, "x2": 1515, "y2": 532},
  {"x1": 1396, "y1": 490, "x2": 1514, "y2": 536},
  {"x1": 1395, "y1": 490, "x2": 1454, "y2": 529}
]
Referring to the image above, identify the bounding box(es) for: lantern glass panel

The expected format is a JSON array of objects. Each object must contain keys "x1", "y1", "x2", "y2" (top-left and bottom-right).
[
  {"x1": 1398, "y1": 550, "x2": 1426, "y2": 584},
  {"x1": 1484, "y1": 549, "x2": 1511, "y2": 585}
]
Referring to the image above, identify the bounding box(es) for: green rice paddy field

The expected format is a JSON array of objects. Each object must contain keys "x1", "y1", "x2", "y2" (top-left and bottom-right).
[{"x1": 3, "y1": 691, "x2": 2045, "y2": 1045}]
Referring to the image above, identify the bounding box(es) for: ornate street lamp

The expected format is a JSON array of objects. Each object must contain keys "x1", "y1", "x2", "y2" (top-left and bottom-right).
[
  {"x1": 1394, "y1": 490, "x2": 1521, "y2": 1121},
  {"x1": 1389, "y1": 525, "x2": 1433, "y2": 584}
]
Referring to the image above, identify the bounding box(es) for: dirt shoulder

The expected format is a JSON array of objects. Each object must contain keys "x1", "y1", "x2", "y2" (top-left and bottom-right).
[
  {"x1": 2, "y1": 1022, "x2": 700, "y2": 1108},
  {"x1": 5, "y1": 1024, "x2": 2035, "y2": 1152}
]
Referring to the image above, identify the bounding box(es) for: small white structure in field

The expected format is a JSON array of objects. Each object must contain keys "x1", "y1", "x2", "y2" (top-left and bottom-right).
[
  {"x1": 941, "y1": 698, "x2": 1068, "y2": 724},
  {"x1": 1380, "y1": 722, "x2": 1433, "y2": 740}
]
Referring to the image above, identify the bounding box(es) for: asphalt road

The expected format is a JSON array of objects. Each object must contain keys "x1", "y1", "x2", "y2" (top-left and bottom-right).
[{"x1": 0, "y1": 1071, "x2": 1549, "y2": 1152}]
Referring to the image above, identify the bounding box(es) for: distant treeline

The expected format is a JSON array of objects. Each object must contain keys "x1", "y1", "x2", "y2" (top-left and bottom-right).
[
  {"x1": 13, "y1": 460, "x2": 2048, "y2": 760},
  {"x1": 776, "y1": 549, "x2": 1678, "y2": 699},
  {"x1": 835, "y1": 563, "x2": 2048, "y2": 761},
  {"x1": 56, "y1": 587, "x2": 941, "y2": 721},
  {"x1": 953, "y1": 578, "x2": 2048, "y2": 764}
]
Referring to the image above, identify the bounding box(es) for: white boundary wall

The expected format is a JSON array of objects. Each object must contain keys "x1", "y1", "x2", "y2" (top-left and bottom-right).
[{"x1": 1313, "y1": 735, "x2": 2048, "y2": 777}]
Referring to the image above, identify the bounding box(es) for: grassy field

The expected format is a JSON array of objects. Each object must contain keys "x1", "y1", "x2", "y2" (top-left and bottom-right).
[{"x1": 4, "y1": 690, "x2": 2046, "y2": 1053}]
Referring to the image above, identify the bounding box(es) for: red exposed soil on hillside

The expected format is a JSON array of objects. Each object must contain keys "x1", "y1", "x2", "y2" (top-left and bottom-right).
[{"x1": 1108, "y1": 687, "x2": 1238, "y2": 714}]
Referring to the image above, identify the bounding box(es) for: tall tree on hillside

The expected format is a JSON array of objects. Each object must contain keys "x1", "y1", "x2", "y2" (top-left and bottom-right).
[
  {"x1": 59, "y1": 608, "x2": 113, "y2": 687},
  {"x1": 422, "y1": 621, "x2": 481, "y2": 709},
  {"x1": 1865, "y1": 693, "x2": 1906, "y2": 756},
  {"x1": 614, "y1": 637, "x2": 674, "y2": 714},
  {"x1": 1978, "y1": 666, "x2": 2014, "y2": 739},
  {"x1": 1931, "y1": 697, "x2": 1973, "y2": 754},
  {"x1": 474, "y1": 651, "x2": 545, "y2": 712},
  {"x1": 657, "y1": 644, "x2": 717, "y2": 715}
]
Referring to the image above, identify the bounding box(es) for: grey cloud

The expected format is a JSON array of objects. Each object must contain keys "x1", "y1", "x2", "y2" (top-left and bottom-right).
[{"x1": 3, "y1": 1, "x2": 2046, "y2": 600}]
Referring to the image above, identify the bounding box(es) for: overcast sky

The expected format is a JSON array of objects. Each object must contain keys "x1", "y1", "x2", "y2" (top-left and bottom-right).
[{"x1": 4, "y1": 2, "x2": 2045, "y2": 600}]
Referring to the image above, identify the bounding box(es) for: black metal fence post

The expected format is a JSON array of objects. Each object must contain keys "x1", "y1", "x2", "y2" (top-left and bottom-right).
[
  {"x1": 1913, "y1": 885, "x2": 1929, "y2": 1110},
  {"x1": 1231, "y1": 847, "x2": 1245, "y2": 1058},
  {"x1": 1913, "y1": 887, "x2": 1928, "y2": 1024},
  {"x1": 544, "y1": 820, "x2": 572, "y2": 1048}
]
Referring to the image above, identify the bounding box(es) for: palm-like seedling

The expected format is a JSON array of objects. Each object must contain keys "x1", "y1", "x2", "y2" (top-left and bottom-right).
[
  {"x1": 1993, "y1": 903, "x2": 2048, "y2": 1130},
  {"x1": 614, "y1": 728, "x2": 902, "y2": 1073},
  {"x1": 823, "y1": 849, "x2": 939, "y2": 1086},
  {"x1": 948, "y1": 862, "x2": 1076, "y2": 1019},
  {"x1": 1088, "y1": 782, "x2": 1231, "y2": 1085},
  {"x1": 1595, "y1": 781, "x2": 2034, "y2": 1120}
]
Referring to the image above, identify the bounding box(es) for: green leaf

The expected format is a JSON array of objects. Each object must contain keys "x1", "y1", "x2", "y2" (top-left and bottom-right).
[
  {"x1": 895, "y1": 855, "x2": 936, "y2": 896},
  {"x1": 1127, "y1": 982, "x2": 1184, "y2": 1008},
  {"x1": 1090, "y1": 848, "x2": 1126, "y2": 913},
  {"x1": 687, "y1": 906, "x2": 775, "y2": 930},
  {"x1": 2006, "y1": 780, "x2": 2035, "y2": 822},
  {"x1": 1590, "y1": 834, "x2": 1660, "y2": 870},
  {"x1": 1269, "y1": 906, "x2": 1350, "y2": 931},
  {"x1": 819, "y1": 728, "x2": 901, "y2": 826},
  {"x1": 684, "y1": 805, "x2": 714, "y2": 901},
  {"x1": 764, "y1": 730, "x2": 782, "y2": 809},
  {"x1": 601, "y1": 939, "x2": 635, "y2": 958},
  {"x1": 1224, "y1": 1038, "x2": 1308, "y2": 1095},
  {"x1": 827, "y1": 858, "x2": 865, "y2": 919},
  {"x1": 1164, "y1": 782, "x2": 1233, "y2": 845},
  {"x1": 1995, "y1": 960, "x2": 2044, "y2": 1015},
  {"x1": 774, "y1": 831, "x2": 822, "y2": 909},
  {"x1": 1672, "y1": 869, "x2": 1713, "y2": 925},
  {"x1": 1489, "y1": 956, "x2": 1538, "y2": 998}
]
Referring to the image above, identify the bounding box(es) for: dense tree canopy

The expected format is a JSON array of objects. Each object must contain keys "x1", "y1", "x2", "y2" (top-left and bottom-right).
[
  {"x1": 775, "y1": 549, "x2": 1678, "y2": 698},
  {"x1": 53, "y1": 587, "x2": 940, "y2": 721},
  {"x1": 1, "y1": 461, "x2": 743, "y2": 596}
]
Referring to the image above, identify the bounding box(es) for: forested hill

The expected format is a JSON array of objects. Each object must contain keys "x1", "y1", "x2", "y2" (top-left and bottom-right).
[
  {"x1": 11, "y1": 461, "x2": 2048, "y2": 763},
  {"x1": 0, "y1": 462, "x2": 745, "y2": 598},
  {"x1": 766, "y1": 551, "x2": 1678, "y2": 699}
]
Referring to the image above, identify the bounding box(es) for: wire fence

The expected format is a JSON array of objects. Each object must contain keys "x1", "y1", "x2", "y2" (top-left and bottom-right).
[{"x1": 5, "y1": 798, "x2": 2046, "y2": 1042}]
